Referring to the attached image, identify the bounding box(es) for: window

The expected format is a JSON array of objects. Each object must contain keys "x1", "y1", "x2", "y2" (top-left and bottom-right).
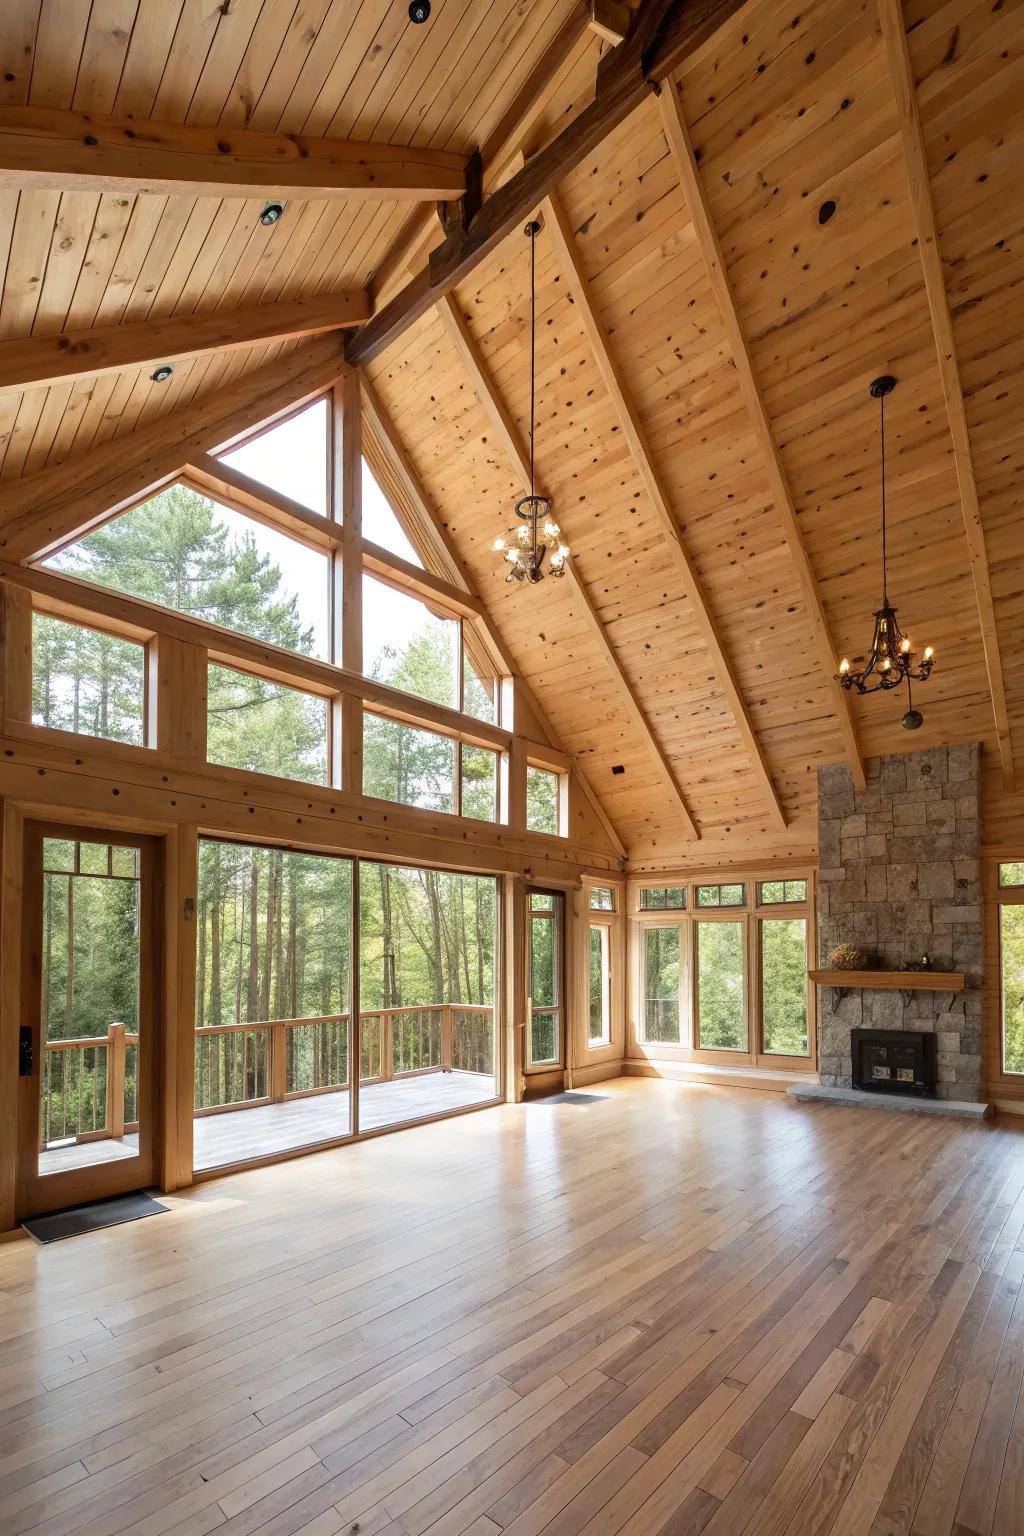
[
  {"x1": 194, "y1": 840, "x2": 353, "y2": 1169},
  {"x1": 219, "y1": 398, "x2": 329, "y2": 515},
  {"x1": 589, "y1": 925, "x2": 611, "y2": 1044},
  {"x1": 640, "y1": 886, "x2": 686, "y2": 910},
  {"x1": 363, "y1": 712, "x2": 456, "y2": 813},
  {"x1": 463, "y1": 649, "x2": 497, "y2": 725},
  {"x1": 207, "y1": 664, "x2": 328, "y2": 784},
  {"x1": 696, "y1": 921, "x2": 746, "y2": 1050},
  {"x1": 758, "y1": 879, "x2": 807, "y2": 905},
  {"x1": 460, "y1": 744, "x2": 498, "y2": 822},
  {"x1": 590, "y1": 886, "x2": 615, "y2": 911},
  {"x1": 32, "y1": 614, "x2": 146, "y2": 745},
  {"x1": 642, "y1": 927, "x2": 681, "y2": 1043},
  {"x1": 696, "y1": 883, "x2": 745, "y2": 908},
  {"x1": 1001, "y1": 905, "x2": 1024, "y2": 1075},
  {"x1": 363, "y1": 575, "x2": 459, "y2": 709},
  {"x1": 761, "y1": 917, "x2": 809, "y2": 1055},
  {"x1": 362, "y1": 458, "x2": 422, "y2": 566},
  {"x1": 528, "y1": 892, "x2": 562, "y2": 1064},
  {"x1": 47, "y1": 484, "x2": 329, "y2": 660},
  {"x1": 1000, "y1": 863, "x2": 1024, "y2": 888},
  {"x1": 526, "y1": 765, "x2": 560, "y2": 835},
  {"x1": 360, "y1": 861, "x2": 498, "y2": 1126}
]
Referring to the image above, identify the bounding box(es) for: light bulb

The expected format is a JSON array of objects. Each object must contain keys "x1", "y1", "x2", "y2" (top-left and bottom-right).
[
  {"x1": 839, "y1": 658, "x2": 850, "y2": 674},
  {"x1": 517, "y1": 525, "x2": 530, "y2": 542},
  {"x1": 557, "y1": 545, "x2": 570, "y2": 560},
  {"x1": 543, "y1": 521, "x2": 559, "y2": 538},
  {"x1": 924, "y1": 645, "x2": 934, "y2": 660},
  {"x1": 900, "y1": 638, "x2": 911, "y2": 653},
  {"x1": 493, "y1": 536, "x2": 507, "y2": 552},
  {"x1": 504, "y1": 549, "x2": 518, "y2": 563},
  {"x1": 880, "y1": 657, "x2": 891, "y2": 670}
]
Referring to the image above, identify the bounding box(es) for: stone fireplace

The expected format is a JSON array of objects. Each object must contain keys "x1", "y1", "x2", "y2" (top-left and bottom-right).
[{"x1": 815, "y1": 744, "x2": 983, "y2": 1102}]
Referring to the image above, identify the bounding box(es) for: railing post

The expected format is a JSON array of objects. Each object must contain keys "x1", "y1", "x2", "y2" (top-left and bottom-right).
[
  {"x1": 270, "y1": 1021, "x2": 287, "y2": 1103},
  {"x1": 442, "y1": 1005, "x2": 453, "y2": 1072},
  {"x1": 107, "y1": 1023, "x2": 126, "y2": 1139},
  {"x1": 381, "y1": 1013, "x2": 394, "y2": 1083}
]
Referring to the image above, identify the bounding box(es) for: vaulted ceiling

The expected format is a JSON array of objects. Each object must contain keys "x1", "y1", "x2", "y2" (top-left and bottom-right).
[{"x1": 1, "y1": 0, "x2": 1022, "y2": 867}]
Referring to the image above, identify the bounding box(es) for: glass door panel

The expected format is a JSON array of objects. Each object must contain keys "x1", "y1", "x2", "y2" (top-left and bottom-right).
[
  {"x1": 527, "y1": 889, "x2": 563, "y2": 1067},
  {"x1": 20, "y1": 827, "x2": 157, "y2": 1217},
  {"x1": 760, "y1": 917, "x2": 809, "y2": 1057},
  {"x1": 696, "y1": 920, "x2": 747, "y2": 1051}
]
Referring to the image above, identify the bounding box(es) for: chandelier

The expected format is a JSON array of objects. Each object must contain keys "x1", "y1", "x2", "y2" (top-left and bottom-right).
[
  {"x1": 493, "y1": 220, "x2": 569, "y2": 584},
  {"x1": 836, "y1": 375, "x2": 934, "y2": 730}
]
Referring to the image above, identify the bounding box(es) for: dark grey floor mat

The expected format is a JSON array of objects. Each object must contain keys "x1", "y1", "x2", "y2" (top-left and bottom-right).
[
  {"x1": 527, "y1": 1092, "x2": 605, "y2": 1105},
  {"x1": 23, "y1": 1191, "x2": 168, "y2": 1243}
]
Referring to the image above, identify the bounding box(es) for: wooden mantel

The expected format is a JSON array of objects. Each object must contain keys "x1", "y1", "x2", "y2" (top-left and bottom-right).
[{"x1": 809, "y1": 970, "x2": 965, "y2": 993}]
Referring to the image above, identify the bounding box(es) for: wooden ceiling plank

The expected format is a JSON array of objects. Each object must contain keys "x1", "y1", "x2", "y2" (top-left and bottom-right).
[
  {"x1": 0, "y1": 336, "x2": 349, "y2": 562},
  {"x1": 436, "y1": 290, "x2": 701, "y2": 840},
  {"x1": 0, "y1": 292, "x2": 370, "y2": 395},
  {"x1": 347, "y1": 0, "x2": 745, "y2": 365},
  {"x1": 657, "y1": 81, "x2": 869, "y2": 795},
  {"x1": 0, "y1": 105, "x2": 469, "y2": 201},
  {"x1": 877, "y1": 0, "x2": 1014, "y2": 793},
  {"x1": 360, "y1": 371, "x2": 626, "y2": 850},
  {"x1": 542, "y1": 188, "x2": 787, "y2": 832}
]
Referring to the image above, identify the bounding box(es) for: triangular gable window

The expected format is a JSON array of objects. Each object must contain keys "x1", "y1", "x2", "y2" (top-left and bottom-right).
[
  {"x1": 45, "y1": 483, "x2": 329, "y2": 659},
  {"x1": 362, "y1": 457, "x2": 423, "y2": 567},
  {"x1": 219, "y1": 398, "x2": 329, "y2": 516}
]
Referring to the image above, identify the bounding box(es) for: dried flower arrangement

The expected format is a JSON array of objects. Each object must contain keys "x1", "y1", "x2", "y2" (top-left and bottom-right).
[{"x1": 828, "y1": 943, "x2": 869, "y2": 971}]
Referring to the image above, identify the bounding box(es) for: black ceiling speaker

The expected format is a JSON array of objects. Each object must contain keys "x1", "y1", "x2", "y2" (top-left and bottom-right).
[
  {"x1": 409, "y1": 0, "x2": 430, "y2": 21},
  {"x1": 150, "y1": 364, "x2": 173, "y2": 383},
  {"x1": 260, "y1": 201, "x2": 285, "y2": 226}
]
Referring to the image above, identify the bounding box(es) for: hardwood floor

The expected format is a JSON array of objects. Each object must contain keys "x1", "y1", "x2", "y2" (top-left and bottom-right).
[{"x1": 2, "y1": 1078, "x2": 1024, "y2": 1535}]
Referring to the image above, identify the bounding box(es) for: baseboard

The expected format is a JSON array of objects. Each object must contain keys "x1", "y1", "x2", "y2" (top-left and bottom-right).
[
  {"x1": 570, "y1": 1060, "x2": 624, "y2": 1087},
  {"x1": 621, "y1": 1059, "x2": 812, "y2": 1094},
  {"x1": 991, "y1": 1098, "x2": 1024, "y2": 1118}
]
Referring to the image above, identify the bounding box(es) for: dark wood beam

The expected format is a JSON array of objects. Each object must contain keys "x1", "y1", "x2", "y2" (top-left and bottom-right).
[
  {"x1": 0, "y1": 107, "x2": 468, "y2": 201},
  {"x1": 346, "y1": 0, "x2": 743, "y2": 366}
]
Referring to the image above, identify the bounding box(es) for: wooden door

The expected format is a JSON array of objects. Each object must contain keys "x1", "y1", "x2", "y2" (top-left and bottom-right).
[{"x1": 17, "y1": 824, "x2": 161, "y2": 1219}]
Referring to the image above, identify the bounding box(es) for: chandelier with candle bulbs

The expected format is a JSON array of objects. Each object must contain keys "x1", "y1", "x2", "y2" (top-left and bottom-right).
[
  {"x1": 493, "y1": 220, "x2": 569, "y2": 585},
  {"x1": 836, "y1": 375, "x2": 934, "y2": 730}
]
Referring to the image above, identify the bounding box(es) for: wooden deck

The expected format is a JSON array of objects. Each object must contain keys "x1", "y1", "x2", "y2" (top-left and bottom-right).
[
  {"x1": 8, "y1": 1078, "x2": 1024, "y2": 1535},
  {"x1": 38, "y1": 1070, "x2": 497, "y2": 1176}
]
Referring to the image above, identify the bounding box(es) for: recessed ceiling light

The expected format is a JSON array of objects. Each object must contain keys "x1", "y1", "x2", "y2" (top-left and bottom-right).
[
  {"x1": 260, "y1": 200, "x2": 285, "y2": 226},
  {"x1": 409, "y1": 0, "x2": 430, "y2": 21},
  {"x1": 150, "y1": 364, "x2": 173, "y2": 383}
]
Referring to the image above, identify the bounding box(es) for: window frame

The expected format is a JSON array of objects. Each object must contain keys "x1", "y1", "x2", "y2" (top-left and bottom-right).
[
  {"x1": 991, "y1": 858, "x2": 1024, "y2": 1091},
  {"x1": 28, "y1": 606, "x2": 153, "y2": 750},
  {"x1": 628, "y1": 872, "x2": 815, "y2": 1072}
]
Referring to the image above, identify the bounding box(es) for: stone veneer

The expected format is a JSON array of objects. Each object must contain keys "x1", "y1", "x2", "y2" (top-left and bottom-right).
[{"x1": 816, "y1": 744, "x2": 983, "y2": 1101}]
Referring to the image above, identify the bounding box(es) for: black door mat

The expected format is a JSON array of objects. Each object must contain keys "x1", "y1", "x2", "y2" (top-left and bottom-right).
[
  {"x1": 526, "y1": 1092, "x2": 605, "y2": 1105},
  {"x1": 23, "y1": 1191, "x2": 168, "y2": 1244}
]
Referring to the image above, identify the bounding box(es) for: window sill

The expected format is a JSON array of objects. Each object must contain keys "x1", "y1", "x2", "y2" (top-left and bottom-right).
[{"x1": 623, "y1": 1058, "x2": 816, "y2": 1094}]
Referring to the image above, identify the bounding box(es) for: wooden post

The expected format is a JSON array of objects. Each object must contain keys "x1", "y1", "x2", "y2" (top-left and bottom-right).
[
  {"x1": 270, "y1": 1021, "x2": 288, "y2": 1103},
  {"x1": 336, "y1": 373, "x2": 363, "y2": 794},
  {"x1": 156, "y1": 636, "x2": 207, "y2": 760},
  {"x1": 503, "y1": 873, "x2": 526, "y2": 1102},
  {"x1": 106, "y1": 1022, "x2": 126, "y2": 1139},
  {"x1": 0, "y1": 582, "x2": 32, "y2": 726},
  {"x1": 441, "y1": 1005, "x2": 453, "y2": 1072}
]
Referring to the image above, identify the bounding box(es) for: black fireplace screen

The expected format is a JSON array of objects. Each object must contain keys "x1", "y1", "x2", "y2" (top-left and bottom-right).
[{"x1": 850, "y1": 1028, "x2": 937, "y2": 1098}]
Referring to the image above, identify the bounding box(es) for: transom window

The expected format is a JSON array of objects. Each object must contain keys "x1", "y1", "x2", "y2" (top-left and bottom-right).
[
  {"x1": 32, "y1": 614, "x2": 146, "y2": 746},
  {"x1": 757, "y1": 879, "x2": 807, "y2": 905},
  {"x1": 526, "y1": 765, "x2": 561, "y2": 835},
  {"x1": 639, "y1": 885, "x2": 686, "y2": 910},
  {"x1": 590, "y1": 886, "x2": 615, "y2": 911},
  {"x1": 696, "y1": 883, "x2": 746, "y2": 908}
]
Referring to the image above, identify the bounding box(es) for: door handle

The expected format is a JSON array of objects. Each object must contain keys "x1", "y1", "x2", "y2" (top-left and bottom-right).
[{"x1": 18, "y1": 1025, "x2": 33, "y2": 1077}]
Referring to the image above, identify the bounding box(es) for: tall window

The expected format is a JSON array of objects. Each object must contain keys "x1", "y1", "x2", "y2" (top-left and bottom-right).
[
  {"x1": 696, "y1": 921, "x2": 746, "y2": 1050},
  {"x1": 999, "y1": 863, "x2": 1024, "y2": 1075},
  {"x1": 47, "y1": 484, "x2": 329, "y2": 660},
  {"x1": 32, "y1": 614, "x2": 146, "y2": 745},
  {"x1": 761, "y1": 917, "x2": 808, "y2": 1055},
  {"x1": 589, "y1": 924, "x2": 611, "y2": 1044},
  {"x1": 642, "y1": 927, "x2": 681, "y2": 1043}
]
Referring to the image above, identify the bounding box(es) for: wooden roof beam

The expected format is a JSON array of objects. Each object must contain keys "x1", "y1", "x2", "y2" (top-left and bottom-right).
[
  {"x1": 0, "y1": 107, "x2": 467, "y2": 201},
  {"x1": 542, "y1": 190, "x2": 788, "y2": 832},
  {"x1": 877, "y1": 0, "x2": 1013, "y2": 792},
  {"x1": 657, "y1": 82, "x2": 868, "y2": 793},
  {"x1": 347, "y1": 0, "x2": 745, "y2": 366},
  {"x1": 436, "y1": 293, "x2": 700, "y2": 840},
  {"x1": 0, "y1": 294, "x2": 369, "y2": 396}
]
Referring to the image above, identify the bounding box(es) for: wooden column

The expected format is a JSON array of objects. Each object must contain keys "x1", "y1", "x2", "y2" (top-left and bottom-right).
[
  {"x1": 336, "y1": 373, "x2": 363, "y2": 795},
  {"x1": 1, "y1": 582, "x2": 32, "y2": 726},
  {"x1": 163, "y1": 822, "x2": 198, "y2": 1191},
  {"x1": 503, "y1": 872, "x2": 527, "y2": 1103},
  {"x1": 155, "y1": 637, "x2": 207, "y2": 760},
  {"x1": 0, "y1": 803, "x2": 23, "y2": 1232}
]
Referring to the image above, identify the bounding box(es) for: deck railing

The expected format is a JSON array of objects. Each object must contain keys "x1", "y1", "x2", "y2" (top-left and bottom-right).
[{"x1": 42, "y1": 1005, "x2": 494, "y2": 1146}]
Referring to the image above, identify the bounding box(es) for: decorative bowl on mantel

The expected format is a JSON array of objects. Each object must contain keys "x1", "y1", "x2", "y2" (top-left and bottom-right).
[{"x1": 827, "y1": 944, "x2": 869, "y2": 972}]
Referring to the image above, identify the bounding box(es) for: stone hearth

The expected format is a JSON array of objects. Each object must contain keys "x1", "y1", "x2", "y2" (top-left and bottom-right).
[{"x1": 816, "y1": 744, "x2": 983, "y2": 1101}]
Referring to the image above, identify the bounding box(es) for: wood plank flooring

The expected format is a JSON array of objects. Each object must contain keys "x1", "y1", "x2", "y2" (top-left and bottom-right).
[{"x1": 2, "y1": 1078, "x2": 1024, "y2": 1536}]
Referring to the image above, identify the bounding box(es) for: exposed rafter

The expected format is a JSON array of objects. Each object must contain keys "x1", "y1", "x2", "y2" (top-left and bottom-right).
[
  {"x1": 0, "y1": 339, "x2": 349, "y2": 562},
  {"x1": 0, "y1": 294, "x2": 369, "y2": 396},
  {"x1": 435, "y1": 292, "x2": 701, "y2": 840},
  {"x1": 0, "y1": 107, "x2": 468, "y2": 201},
  {"x1": 347, "y1": 0, "x2": 745, "y2": 366},
  {"x1": 657, "y1": 82, "x2": 869, "y2": 793},
  {"x1": 543, "y1": 190, "x2": 788, "y2": 832},
  {"x1": 876, "y1": 0, "x2": 1013, "y2": 792},
  {"x1": 360, "y1": 374, "x2": 625, "y2": 853}
]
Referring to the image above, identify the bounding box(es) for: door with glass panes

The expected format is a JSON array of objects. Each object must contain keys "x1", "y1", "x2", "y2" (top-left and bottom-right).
[
  {"x1": 17, "y1": 825, "x2": 160, "y2": 1218},
  {"x1": 526, "y1": 888, "x2": 565, "y2": 1071}
]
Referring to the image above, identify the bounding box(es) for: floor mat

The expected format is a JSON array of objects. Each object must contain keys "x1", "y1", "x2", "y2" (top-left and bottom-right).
[
  {"x1": 23, "y1": 1191, "x2": 168, "y2": 1243},
  {"x1": 527, "y1": 1092, "x2": 605, "y2": 1105}
]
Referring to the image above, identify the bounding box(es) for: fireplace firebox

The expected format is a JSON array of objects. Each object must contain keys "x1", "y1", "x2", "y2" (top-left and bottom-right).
[{"x1": 850, "y1": 1029, "x2": 937, "y2": 1098}]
